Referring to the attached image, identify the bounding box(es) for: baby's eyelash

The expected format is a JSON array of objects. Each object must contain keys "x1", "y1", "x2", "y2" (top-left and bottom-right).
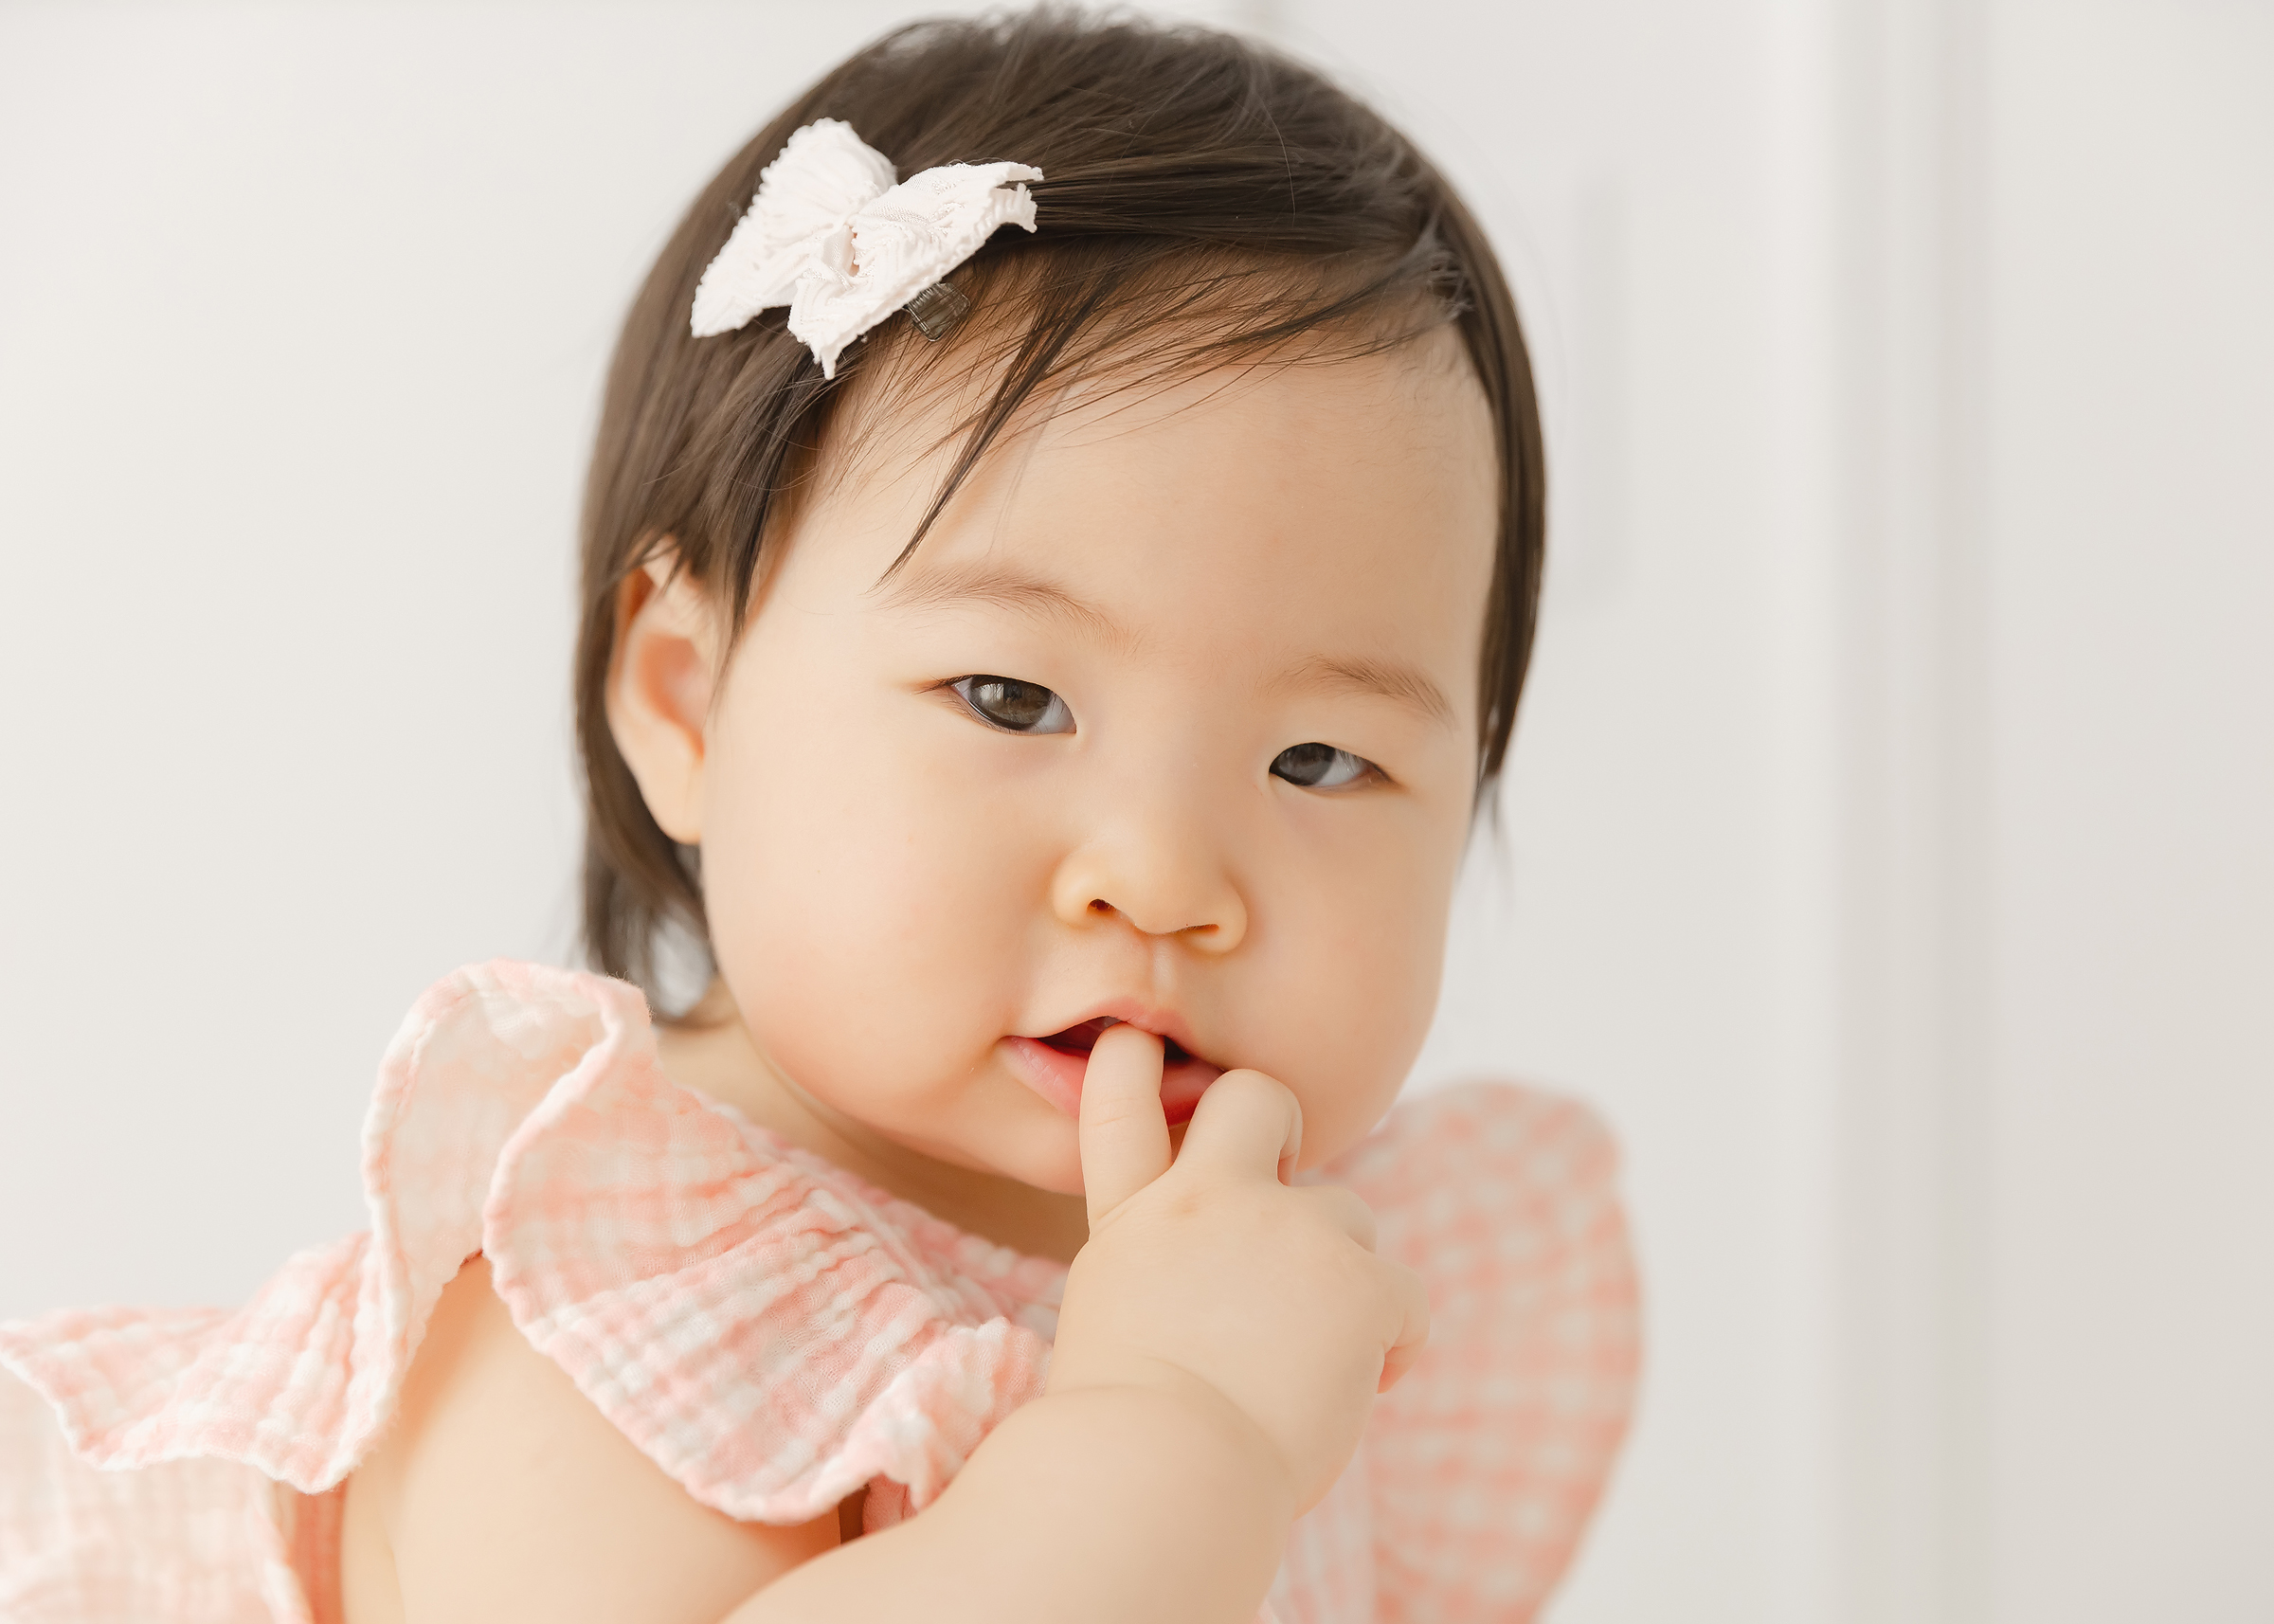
[
  {"x1": 945, "y1": 675, "x2": 1075, "y2": 735},
  {"x1": 932, "y1": 680, "x2": 1384, "y2": 790},
  {"x1": 1270, "y1": 742, "x2": 1383, "y2": 790}
]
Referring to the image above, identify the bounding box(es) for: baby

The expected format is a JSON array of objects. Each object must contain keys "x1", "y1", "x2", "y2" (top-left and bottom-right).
[{"x1": 0, "y1": 12, "x2": 1638, "y2": 1622}]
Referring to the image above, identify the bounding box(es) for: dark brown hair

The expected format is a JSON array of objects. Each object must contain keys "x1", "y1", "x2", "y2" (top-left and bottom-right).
[{"x1": 575, "y1": 7, "x2": 1545, "y2": 1001}]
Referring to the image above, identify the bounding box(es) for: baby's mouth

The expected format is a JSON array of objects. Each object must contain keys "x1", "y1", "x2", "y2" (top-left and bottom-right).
[
  {"x1": 1038, "y1": 1017, "x2": 1194, "y2": 1068},
  {"x1": 1002, "y1": 1017, "x2": 1222, "y2": 1124}
]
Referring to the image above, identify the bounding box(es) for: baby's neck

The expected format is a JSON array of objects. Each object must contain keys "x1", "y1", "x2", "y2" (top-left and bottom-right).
[{"x1": 651, "y1": 982, "x2": 1091, "y2": 1265}]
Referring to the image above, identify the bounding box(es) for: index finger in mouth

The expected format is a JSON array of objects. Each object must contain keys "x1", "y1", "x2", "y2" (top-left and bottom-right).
[{"x1": 1076, "y1": 1022, "x2": 1170, "y2": 1224}]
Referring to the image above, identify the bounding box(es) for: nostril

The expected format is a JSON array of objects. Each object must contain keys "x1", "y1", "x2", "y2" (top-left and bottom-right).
[{"x1": 1089, "y1": 898, "x2": 1113, "y2": 914}]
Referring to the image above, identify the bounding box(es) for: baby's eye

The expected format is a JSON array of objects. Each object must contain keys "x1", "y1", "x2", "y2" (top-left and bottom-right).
[
  {"x1": 950, "y1": 675, "x2": 1074, "y2": 734},
  {"x1": 1270, "y1": 741, "x2": 1379, "y2": 789}
]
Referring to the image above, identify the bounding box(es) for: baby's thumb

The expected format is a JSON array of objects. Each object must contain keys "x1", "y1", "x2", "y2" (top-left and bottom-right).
[{"x1": 1077, "y1": 1024, "x2": 1170, "y2": 1225}]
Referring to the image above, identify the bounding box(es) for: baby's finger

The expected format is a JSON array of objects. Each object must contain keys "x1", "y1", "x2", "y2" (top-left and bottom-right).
[
  {"x1": 1376, "y1": 1259, "x2": 1432, "y2": 1394},
  {"x1": 1174, "y1": 1069, "x2": 1303, "y2": 1184},
  {"x1": 1078, "y1": 1023, "x2": 1170, "y2": 1225}
]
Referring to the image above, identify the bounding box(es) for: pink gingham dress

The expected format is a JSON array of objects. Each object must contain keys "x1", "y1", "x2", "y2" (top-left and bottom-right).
[{"x1": 0, "y1": 962, "x2": 1639, "y2": 1623}]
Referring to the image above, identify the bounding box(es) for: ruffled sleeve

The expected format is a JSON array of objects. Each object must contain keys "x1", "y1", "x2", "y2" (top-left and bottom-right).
[
  {"x1": 0, "y1": 961, "x2": 1050, "y2": 1531},
  {"x1": 1330, "y1": 1082, "x2": 1642, "y2": 1623},
  {"x1": 479, "y1": 987, "x2": 1052, "y2": 1526}
]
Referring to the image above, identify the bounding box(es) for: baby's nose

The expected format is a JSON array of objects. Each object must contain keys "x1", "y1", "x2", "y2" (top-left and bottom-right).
[{"x1": 1049, "y1": 828, "x2": 1247, "y2": 953}]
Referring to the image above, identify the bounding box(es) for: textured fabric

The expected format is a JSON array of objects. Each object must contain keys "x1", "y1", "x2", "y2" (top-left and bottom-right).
[
  {"x1": 688, "y1": 117, "x2": 1042, "y2": 374},
  {"x1": 0, "y1": 961, "x2": 1639, "y2": 1621}
]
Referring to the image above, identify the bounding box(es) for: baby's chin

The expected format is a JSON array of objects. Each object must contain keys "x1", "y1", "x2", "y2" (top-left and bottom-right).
[
  {"x1": 902, "y1": 1113, "x2": 1200, "y2": 1200},
  {"x1": 850, "y1": 1090, "x2": 1092, "y2": 1199},
  {"x1": 944, "y1": 1117, "x2": 1090, "y2": 1199}
]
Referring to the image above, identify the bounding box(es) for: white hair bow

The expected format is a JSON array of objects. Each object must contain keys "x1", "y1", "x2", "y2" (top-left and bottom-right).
[{"x1": 689, "y1": 118, "x2": 1043, "y2": 377}]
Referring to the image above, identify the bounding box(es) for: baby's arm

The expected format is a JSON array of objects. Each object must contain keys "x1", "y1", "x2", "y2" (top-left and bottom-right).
[
  {"x1": 732, "y1": 1381, "x2": 1294, "y2": 1623},
  {"x1": 736, "y1": 1028, "x2": 1429, "y2": 1623}
]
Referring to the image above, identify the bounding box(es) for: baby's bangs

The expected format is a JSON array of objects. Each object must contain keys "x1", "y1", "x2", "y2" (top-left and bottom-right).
[{"x1": 806, "y1": 235, "x2": 1472, "y2": 584}]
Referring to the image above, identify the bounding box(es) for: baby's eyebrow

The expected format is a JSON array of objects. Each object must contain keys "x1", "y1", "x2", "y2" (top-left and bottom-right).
[
  {"x1": 1272, "y1": 654, "x2": 1457, "y2": 731},
  {"x1": 876, "y1": 562, "x2": 1129, "y2": 646}
]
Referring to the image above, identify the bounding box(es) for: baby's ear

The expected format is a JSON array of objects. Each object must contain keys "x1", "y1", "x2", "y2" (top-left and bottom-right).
[{"x1": 606, "y1": 550, "x2": 719, "y2": 844}]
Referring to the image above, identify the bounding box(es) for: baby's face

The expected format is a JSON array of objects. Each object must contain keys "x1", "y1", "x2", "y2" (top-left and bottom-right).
[{"x1": 679, "y1": 333, "x2": 1494, "y2": 1196}]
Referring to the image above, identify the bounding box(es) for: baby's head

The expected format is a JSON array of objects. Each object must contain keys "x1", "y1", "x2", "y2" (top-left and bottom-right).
[{"x1": 576, "y1": 10, "x2": 1543, "y2": 1197}]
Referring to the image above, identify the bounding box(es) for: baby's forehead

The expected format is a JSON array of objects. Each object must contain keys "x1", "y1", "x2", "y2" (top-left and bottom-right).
[
  {"x1": 840, "y1": 334, "x2": 1480, "y2": 508},
  {"x1": 812, "y1": 290, "x2": 1484, "y2": 491},
  {"x1": 773, "y1": 339, "x2": 1496, "y2": 703}
]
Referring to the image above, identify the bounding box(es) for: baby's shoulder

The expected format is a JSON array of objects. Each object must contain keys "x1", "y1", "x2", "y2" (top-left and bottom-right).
[{"x1": 339, "y1": 1251, "x2": 843, "y2": 1623}]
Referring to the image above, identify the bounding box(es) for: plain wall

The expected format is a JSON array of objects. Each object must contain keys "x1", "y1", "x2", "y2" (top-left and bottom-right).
[
  {"x1": 1981, "y1": 2, "x2": 2274, "y2": 1615},
  {"x1": 2, "y1": 2, "x2": 2266, "y2": 1618}
]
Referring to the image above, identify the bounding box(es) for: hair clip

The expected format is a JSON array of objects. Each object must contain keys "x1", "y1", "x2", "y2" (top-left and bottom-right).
[
  {"x1": 690, "y1": 118, "x2": 1040, "y2": 377},
  {"x1": 902, "y1": 280, "x2": 972, "y2": 342}
]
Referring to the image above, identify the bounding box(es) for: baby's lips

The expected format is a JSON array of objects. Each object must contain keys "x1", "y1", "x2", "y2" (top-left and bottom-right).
[
  {"x1": 1074, "y1": 1020, "x2": 1223, "y2": 1126},
  {"x1": 1072, "y1": 1014, "x2": 1131, "y2": 1048},
  {"x1": 1038, "y1": 1014, "x2": 1205, "y2": 1069},
  {"x1": 999, "y1": 1020, "x2": 1224, "y2": 1122}
]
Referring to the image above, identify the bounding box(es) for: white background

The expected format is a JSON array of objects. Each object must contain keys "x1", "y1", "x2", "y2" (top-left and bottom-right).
[{"x1": 2, "y1": 2, "x2": 2267, "y2": 1619}]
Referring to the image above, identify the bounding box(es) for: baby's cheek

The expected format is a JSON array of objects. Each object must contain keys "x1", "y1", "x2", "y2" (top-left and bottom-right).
[
  {"x1": 1279, "y1": 870, "x2": 1451, "y2": 1166},
  {"x1": 703, "y1": 740, "x2": 1030, "y2": 1106}
]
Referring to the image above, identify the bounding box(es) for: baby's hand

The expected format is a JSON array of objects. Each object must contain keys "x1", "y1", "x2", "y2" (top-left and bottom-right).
[{"x1": 1047, "y1": 1025, "x2": 1430, "y2": 1512}]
